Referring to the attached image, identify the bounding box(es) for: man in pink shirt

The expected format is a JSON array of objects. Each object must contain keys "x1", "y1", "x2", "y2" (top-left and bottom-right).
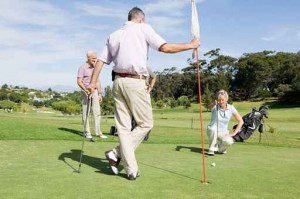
[
  {"x1": 77, "y1": 50, "x2": 107, "y2": 142},
  {"x1": 89, "y1": 7, "x2": 199, "y2": 180}
]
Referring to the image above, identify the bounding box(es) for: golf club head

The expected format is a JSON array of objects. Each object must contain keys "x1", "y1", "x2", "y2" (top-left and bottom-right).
[{"x1": 259, "y1": 105, "x2": 269, "y2": 118}]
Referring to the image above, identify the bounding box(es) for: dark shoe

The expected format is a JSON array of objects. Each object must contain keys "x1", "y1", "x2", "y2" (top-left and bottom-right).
[
  {"x1": 143, "y1": 134, "x2": 149, "y2": 141},
  {"x1": 218, "y1": 150, "x2": 227, "y2": 154},
  {"x1": 105, "y1": 150, "x2": 121, "y2": 175},
  {"x1": 127, "y1": 171, "x2": 140, "y2": 181}
]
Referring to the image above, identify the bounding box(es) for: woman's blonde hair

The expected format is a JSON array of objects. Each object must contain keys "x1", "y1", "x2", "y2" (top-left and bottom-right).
[{"x1": 216, "y1": 89, "x2": 229, "y2": 101}]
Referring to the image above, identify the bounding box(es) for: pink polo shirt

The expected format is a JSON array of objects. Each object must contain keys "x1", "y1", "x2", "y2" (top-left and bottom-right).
[
  {"x1": 77, "y1": 63, "x2": 94, "y2": 88},
  {"x1": 99, "y1": 21, "x2": 166, "y2": 75}
]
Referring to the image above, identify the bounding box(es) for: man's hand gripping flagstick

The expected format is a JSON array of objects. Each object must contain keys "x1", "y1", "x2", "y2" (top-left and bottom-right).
[
  {"x1": 191, "y1": 0, "x2": 207, "y2": 184},
  {"x1": 191, "y1": 0, "x2": 200, "y2": 59}
]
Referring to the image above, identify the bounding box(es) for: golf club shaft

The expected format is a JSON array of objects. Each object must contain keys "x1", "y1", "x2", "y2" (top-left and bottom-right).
[{"x1": 78, "y1": 93, "x2": 92, "y2": 172}]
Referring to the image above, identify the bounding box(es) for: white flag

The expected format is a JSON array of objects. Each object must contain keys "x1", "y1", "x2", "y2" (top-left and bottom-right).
[
  {"x1": 191, "y1": 0, "x2": 200, "y2": 58},
  {"x1": 191, "y1": 0, "x2": 200, "y2": 39}
]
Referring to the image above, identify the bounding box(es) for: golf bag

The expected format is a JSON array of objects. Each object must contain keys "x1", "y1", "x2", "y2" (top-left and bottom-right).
[
  {"x1": 131, "y1": 118, "x2": 151, "y2": 141},
  {"x1": 109, "y1": 117, "x2": 151, "y2": 141},
  {"x1": 233, "y1": 105, "x2": 269, "y2": 142}
]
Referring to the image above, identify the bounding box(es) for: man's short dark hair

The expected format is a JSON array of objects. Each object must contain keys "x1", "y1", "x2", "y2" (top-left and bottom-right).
[{"x1": 128, "y1": 7, "x2": 145, "y2": 21}]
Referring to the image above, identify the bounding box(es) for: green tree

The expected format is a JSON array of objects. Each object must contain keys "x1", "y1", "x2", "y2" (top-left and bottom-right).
[
  {"x1": 204, "y1": 48, "x2": 236, "y2": 94},
  {"x1": 1, "y1": 84, "x2": 8, "y2": 89},
  {"x1": 101, "y1": 86, "x2": 114, "y2": 115},
  {"x1": 234, "y1": 51, "x2": 275, "y2": 99},
  {"x1": 33, "y1": 101, "x2": 44, "y2": 108},
  {"x1": 66, "y1": 91, "x2": 81, "y2": 104},
  {"x1": 202, "y1": 85, "x2": 213, "y2": 112},
  {"x1": 0, "y1": 89, "x2": 9, "y2": 100},
  {"x1": 154, "y1": 67, "x2": 183, "y2": 100},
  {"x1": 9, "y1": 92, "x2": 23, "y2": 103}
]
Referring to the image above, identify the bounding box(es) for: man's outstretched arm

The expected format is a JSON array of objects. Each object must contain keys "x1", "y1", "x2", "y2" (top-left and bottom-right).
[{"x1": 159, "y1": 37, "x2": 199, "y2": 53}]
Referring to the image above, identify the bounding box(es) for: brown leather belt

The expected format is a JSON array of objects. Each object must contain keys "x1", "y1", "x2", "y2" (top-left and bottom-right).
[{"x1": 115, "y1": 72, "x2": 147, "y2": 80}]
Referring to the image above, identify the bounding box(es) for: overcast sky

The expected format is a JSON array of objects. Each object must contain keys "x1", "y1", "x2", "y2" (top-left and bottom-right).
[{"x1": 0, "y1": 0, "x2": 299, "y2": 92}]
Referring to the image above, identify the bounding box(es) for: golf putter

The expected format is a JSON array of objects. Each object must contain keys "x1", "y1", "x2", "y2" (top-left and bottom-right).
[{"x1": 76, "y1": 94, "x2": 92, "y2": 173}]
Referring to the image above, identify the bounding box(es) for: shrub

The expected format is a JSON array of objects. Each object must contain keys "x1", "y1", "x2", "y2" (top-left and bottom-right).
[
  {"x1": 257, "y1": 90, "x2": 272, "y2": 99},
  {"x1": 155, "y1": 100, "x2": 165, "y2": 109},
  {"x1": 177, "y1": 96, "x2": 191, "y2": 109},
  {"x1": 52, "y1": 100, "x2": 81, "y2": 115}
]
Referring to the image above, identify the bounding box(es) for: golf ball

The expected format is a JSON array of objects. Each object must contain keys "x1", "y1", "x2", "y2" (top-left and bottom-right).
[{"x1": 211, "y1": 162, "x2": 216, "y2": 167}]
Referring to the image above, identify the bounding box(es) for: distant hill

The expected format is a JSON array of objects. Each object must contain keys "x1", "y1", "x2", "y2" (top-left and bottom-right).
[{"x1": 33, "y1": 85, "x2": 78, "y2": 93}]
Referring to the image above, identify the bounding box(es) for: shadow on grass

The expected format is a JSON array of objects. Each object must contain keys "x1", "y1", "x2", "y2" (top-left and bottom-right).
[
  {"x1": 59, "y1": 149, "x2": 205, "y2": 181},
  {"x1": 58, "y1": 149, "x2": 123, "y2": 176},
  {"x1": 175, "y1": 146, "x2": 209, "y2": 153},
  {"x1": 139, "y1": 162, "x2": 202, "y2": 183},
  {"x1": 176, "y1": 146, "x2": 216, "y2": 157},
  {"x1": 263, "y1": 101, "x2": 300, "y2": 109},
  {"x1": 58, "y1": 127, "x2": 83, "y2": 137}
]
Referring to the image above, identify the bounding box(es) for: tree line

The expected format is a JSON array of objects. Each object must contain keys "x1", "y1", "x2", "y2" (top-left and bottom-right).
[
  {"x1": 97, "y1": 49, "x2": 300, "y2": 113},
  {"x1": 1, "y1": 49, "x2": 299, "y2": 115},
  {"x1": 153, "y1": 49, "x2": 300, "y2": 103}
]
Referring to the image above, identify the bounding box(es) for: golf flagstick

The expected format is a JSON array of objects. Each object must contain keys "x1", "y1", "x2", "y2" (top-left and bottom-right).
[
  {"x1": 216, "y1": 103, "x2": 219, "y2": 148},
  {"x1": 77, "y1": 93, "x2": 92, "y2": 173},
  {"x1": 191, "y1": 0, "x2": 207, "y2": 184}
]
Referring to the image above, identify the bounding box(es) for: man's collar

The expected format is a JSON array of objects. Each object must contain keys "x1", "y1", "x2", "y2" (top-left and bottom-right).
[
  {"x1": 124, "y1": 21, "x2": 135, "y2": 26},
  {"x1": 86, "y1": 62, "x2": 94, "y2": 68}
]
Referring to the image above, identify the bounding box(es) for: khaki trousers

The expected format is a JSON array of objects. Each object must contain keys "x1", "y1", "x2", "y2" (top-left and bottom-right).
[
  {"x1": 112, "y1": 76, "x2": 153, "y2": 175},
  {"x1": 207, "y1": 127, "x2": 233, "y2": 152},
  {"x1": 81, "y1": 90, "x2": 101, "y2": 136}
]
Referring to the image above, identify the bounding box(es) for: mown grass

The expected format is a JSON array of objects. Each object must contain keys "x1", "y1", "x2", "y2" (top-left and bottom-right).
[{"x1": 0, "y1": 100, "x2": 299, "y2": 199}]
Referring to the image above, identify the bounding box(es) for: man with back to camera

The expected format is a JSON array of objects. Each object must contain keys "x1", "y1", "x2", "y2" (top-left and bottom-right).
[{"x1": 88, "y1": 7, "x2": 199, "y2": 180}]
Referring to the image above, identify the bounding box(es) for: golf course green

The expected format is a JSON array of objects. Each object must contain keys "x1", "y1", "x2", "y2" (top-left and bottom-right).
[{"x1": 0, "y1": 101, "x2": 299, "y2": 199}]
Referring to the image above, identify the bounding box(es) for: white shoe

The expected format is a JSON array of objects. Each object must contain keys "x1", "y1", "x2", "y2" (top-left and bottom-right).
[
  {"x1": 105, "y1": 151, "x2": 119, "y2": 175},
  {"x1": 207, "y1": 150, "x2": 215, "y2": 156},
  {"x1": 97, "y1": 134, "x2": 108, "y2": 139},
  {"x1": 85, "y1": 132, "x2": 92, "y2": 139}
]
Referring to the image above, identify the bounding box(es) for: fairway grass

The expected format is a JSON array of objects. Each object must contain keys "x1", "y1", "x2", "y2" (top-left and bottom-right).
[
  {"x1": 0, "y1": 101, "x2": 299, "y2": 198},
  {"x1": 0, "y1": 141, "x2": 299, "y2": 199}
]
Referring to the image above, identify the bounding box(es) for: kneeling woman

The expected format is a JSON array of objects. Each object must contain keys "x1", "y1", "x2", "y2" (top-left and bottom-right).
[{"x1": 207, "y1": 90, "x2": 244, "y2": 155}]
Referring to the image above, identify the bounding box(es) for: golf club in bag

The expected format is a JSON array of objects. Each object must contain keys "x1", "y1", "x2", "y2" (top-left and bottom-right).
[
  {"x1": 76, "y1": 95, "x2": 92, "y2": 173},
  {"x1": 232, "y1": 105, "x2": 269, "y2": 142}
]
